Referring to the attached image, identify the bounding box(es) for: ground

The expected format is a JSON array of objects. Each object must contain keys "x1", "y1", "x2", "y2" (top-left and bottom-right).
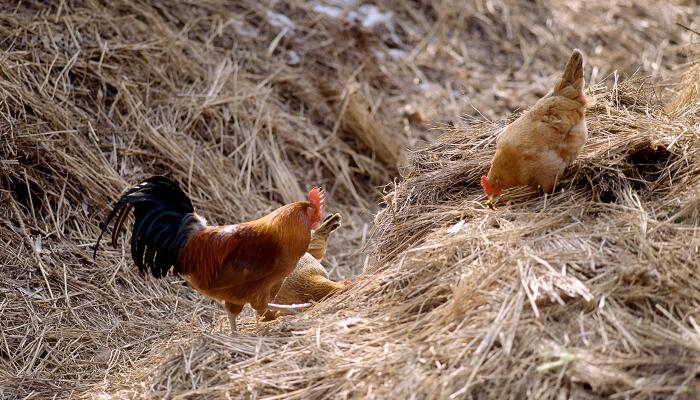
[{"x1": 1, "y1": 1, "x2": 699, "y2": 399}]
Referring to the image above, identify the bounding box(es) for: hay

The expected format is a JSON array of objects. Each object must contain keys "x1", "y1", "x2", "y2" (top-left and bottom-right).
[
  {"x1": 1, "y1": 0, "x2": 699, "y2": 399},
  {"x1": 367, "y1": 75, "x2": 700, "y2": 397}
]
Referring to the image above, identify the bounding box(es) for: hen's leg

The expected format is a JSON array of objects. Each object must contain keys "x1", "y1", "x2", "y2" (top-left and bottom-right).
[
  {"x1": 535, "y1": 153, "x2": 568, "y2": 194},
  {"x1": 259, "y1": 308, "x2": 280, "y2": 322},
  {"x1": 224, "y1": 302, "x2": 244, "y2": 335}
]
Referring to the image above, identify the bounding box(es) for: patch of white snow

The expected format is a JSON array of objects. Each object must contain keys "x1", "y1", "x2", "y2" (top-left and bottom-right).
[{"x1": 266, "y1": 10, "x2": 295, "y2": 31}]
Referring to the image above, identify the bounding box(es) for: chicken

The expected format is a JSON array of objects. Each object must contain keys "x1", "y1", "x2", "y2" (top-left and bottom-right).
[
  {"x1": 481, "y1": 49, "x2": 589, "y2": 206},
  {"x1": 306, "y1": 213, "x2": 342, "y2": 261},
  {"x1": 261, "y1": 213, "x2": 351, "y2": 321},
  {"x1": 265, "y1": 254, "x2": 350, "y2": 317},
  {"x1": 93, "y1": 175, "x2": 324, "y2": 334}
]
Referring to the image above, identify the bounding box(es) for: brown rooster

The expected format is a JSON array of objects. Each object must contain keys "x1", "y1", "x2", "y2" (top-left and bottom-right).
[{"x1": 94, "y1": 176, "x2": 323, "y2": 334}]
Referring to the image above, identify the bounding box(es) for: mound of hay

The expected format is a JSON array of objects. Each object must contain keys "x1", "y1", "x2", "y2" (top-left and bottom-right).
[
  {"x1": 97, "y1": 74, "x2": 700, "y2": 400},
  {"x1": 368, "y1": 77, "x2": 700, "y2": 398},
  {"x1": 1, "y1": 0, "x2": 699, "y2": 399}
]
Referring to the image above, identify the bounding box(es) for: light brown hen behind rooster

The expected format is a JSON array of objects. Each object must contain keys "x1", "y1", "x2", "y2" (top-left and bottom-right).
[{"x1": 262, "y1": 213, "x2": 350, "y2": 321}]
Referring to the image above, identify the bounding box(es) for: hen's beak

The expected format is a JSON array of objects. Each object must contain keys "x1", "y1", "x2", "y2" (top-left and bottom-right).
[{"x1": 485, "y1": 195, "x2": 501, "y2": 209}]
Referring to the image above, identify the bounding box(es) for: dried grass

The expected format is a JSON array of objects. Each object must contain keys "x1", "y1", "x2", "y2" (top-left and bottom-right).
[{"x1": 1, "y1": 1, "x2": 699, "y2": 399}]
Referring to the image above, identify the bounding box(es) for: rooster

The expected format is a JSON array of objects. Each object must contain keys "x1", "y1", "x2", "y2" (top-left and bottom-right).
[
  {"x1": 94, "y1": 176, "x2": 324, "y2": 334},
  {"x1": 481, "y1": 49, "x2": 590, "y2": 207}
]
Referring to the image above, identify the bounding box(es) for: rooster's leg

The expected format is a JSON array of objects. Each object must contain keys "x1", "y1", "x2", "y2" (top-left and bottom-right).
[
  {"x1": 224, "y1": 302, "x2": 244, "y2": 335},
  {"x1": 228, "y1": 313, "x2": 237, "y2": 333},
  {"x1": 251, "y1": 293, "x2": 274, "y2": 327}
]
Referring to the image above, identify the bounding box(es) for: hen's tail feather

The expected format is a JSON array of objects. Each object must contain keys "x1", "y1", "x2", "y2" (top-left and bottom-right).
[
  {"x1": 94, "y1": 175, "x2": 202, "y2": 278},
  {"x1": 315, "y1": 213, "x2": 342, "y2": 235},
  {"x1": 553, "y1": 49, "x2": 584, "y2": 98}
]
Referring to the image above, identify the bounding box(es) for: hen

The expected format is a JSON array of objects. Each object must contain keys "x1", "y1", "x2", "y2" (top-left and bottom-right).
[
  {"x1": 482, "y1": 49, "x2": 590, "y2": 206},
  {"x1": 262, "y1": 213, "x2": 351, "y2": 321},
  {"x1": 94, "y1": 176, "x2": 323, "y2": 334}
]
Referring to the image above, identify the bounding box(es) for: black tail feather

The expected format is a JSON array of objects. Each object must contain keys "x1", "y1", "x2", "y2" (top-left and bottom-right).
[
  {"x1": 111, "y1": 204, "x2": 133, "y2": 248},
  {"x1": 94, "y1": 175, "x2": 201, "y2": 278}
]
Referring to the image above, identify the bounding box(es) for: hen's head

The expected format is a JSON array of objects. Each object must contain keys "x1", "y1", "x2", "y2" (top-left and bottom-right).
[
  {"x1": 306, "y1": 187, "x2": 325, "y2": 228},
  {"x1": 481, "y1": 175, "x2": 502, "y2": 204}
]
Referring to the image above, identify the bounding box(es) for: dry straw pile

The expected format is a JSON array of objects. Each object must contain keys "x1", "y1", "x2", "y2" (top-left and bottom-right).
[{"x1": 1, "y1": 1, "x2": 699, "y2": 399}]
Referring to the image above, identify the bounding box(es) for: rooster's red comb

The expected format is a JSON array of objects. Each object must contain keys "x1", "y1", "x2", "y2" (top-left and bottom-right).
[{"x1": 308, "y1": 187, "x2": 324, "y2": 210}]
